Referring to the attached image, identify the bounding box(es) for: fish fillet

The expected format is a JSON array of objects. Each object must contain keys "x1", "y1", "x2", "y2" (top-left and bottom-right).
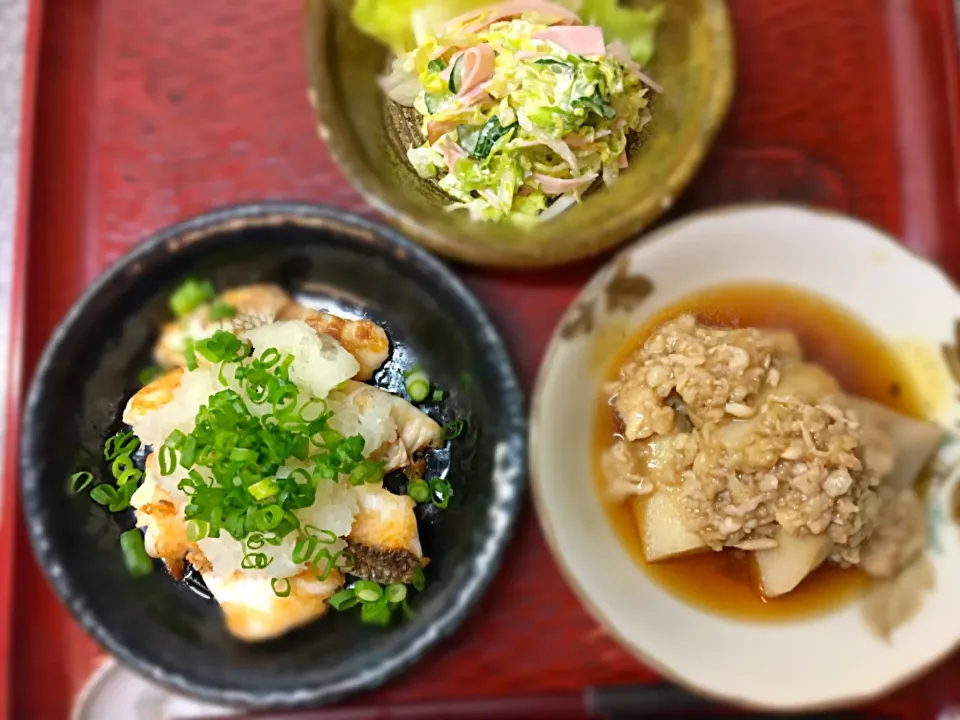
[
  {"x1": 203, "y1": 569, "x2": 344, "y2": 642},
  {"x1": 332, "y1": 380, "x2": 442, "y2": 471},
  {"x1": 123, "y1": 368, "x2": 184, "y2": 426},
  {"x1": 130, "y1": 455, "x2": 191, "y2": 579},
  {"x1": 155, "y1": 284, "x2": 293, "y2": 368},
  {"x1": 275, "y1": 303, "x2": 390, "y2": 381},
  {"x1": 347, "y1": 484, "x2": 424, "y2": 584}
]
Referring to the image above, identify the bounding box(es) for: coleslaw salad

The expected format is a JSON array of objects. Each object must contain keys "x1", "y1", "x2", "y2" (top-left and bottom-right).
[{"x1": 377, "y1": 1, "x2": 661, "y2": 224}]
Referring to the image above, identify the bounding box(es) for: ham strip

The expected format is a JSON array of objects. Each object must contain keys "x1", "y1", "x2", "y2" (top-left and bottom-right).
[
  {"x1": 427, "y1": 120, "x2": 459, "y2": 145},
  {"x1": 617, "y1": 151, "x2": 629, "y2": 169},
  {"x1": 564, "y1": 129, "x2": 611, "y2": 148},
  {"x1": 457, "y1": 80, "x2": 493, "y2": 105},
  {"x1": 441, "y1": 0, "x2": 581, "y2": 37},
  {"x1": 533, "y1": 172, "x2": 598, "y2": 195},
  {"x1": 457, "y1": 44, "x2": 496, "y2": 96},
  {"x1": 606, "y1": 40, "x2": 663, "y2": 93},
  {"x1": 534, "y1": 26, "x2": 606, "y2": 57},
  {"x1": 438, "y1": 140, "x2": 467, "y2": 172}
]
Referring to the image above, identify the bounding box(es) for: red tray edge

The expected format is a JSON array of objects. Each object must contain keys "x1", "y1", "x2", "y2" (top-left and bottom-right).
[
  {"x1": 1, "y1": 0, "x2": 46, "y2": 716},
  {"x1": 887, "y1": 0, "x2": 960, "y2": 263},
  {"x1": 4, "y1": 0, "x2": 960, "y2": 715}
]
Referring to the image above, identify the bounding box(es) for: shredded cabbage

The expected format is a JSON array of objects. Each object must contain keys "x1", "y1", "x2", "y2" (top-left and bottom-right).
[{"x1": 394, "y1": 4, "x2": 656, "y2": 224}]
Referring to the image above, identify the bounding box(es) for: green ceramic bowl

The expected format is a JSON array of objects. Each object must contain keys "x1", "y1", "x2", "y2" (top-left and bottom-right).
[{"x1": 304, "y1": 0, "x2": 734, "y2": 268}]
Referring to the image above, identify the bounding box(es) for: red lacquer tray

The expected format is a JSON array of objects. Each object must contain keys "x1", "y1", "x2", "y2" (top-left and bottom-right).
[{"x1": 5, "y1": 0, "x2": 960, "y2": 717}]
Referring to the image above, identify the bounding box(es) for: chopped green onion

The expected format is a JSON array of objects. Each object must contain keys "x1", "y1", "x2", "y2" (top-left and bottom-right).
[
  {"x1": 120, "y1": 529, "x2": 153, "y2": 578},
  {"x1": 431, "y1": 389, "x2": 445, "y2": 402},
  {"x1": 386, "y1": 584, "x2": 407, "y2": 603},
  {"x1": 348, "y1": 459, "x2": 384, "y2": 487},
  {"x1": 184, "y1": 338, "x2": 198, "y2": 371},
  {"x1": 360, "y1": 598, "x2": 392, "y2": 626},
  {"x1": 111, "y1": 454, "x2": 133, "y2": 479},
  {"x1": 407, "y1": 380, "x2": 429, "y2": 402},
  {"x1": 441, "y1": 419, "x2": 465, "y2": 440},
  {"x1": 194, "y1": 342, "x2": 221, "y2": 364},
  {"x1": 407, "y1": 479, "x2": 429, "y2": 504},
  {"x1": 310, "y1": 549, "x2": 340, "y2": 581},
  {"x1": 304, "y1": 526, "x2": 338, "y2": 544},
  {"x1": 195, "y1": 330, "x2": 244, "y2": 364},
  {"x1": 412, "y1": 566, "x2": 425, "y2": 592},
  {"x1": 178, "y1": 435, "x2": 198, "y2": 468},
  {"x1": 329, "y1": 589, "x2": 358, "y2": 611},
  {"x1": 354, "y1": 580, "x2": 384, "y2": 603},
  {"x1": 138, "y1": 366, "x2": 163, "y2": 385},
  {"x1": 241, "y1": 552, "x2": 272, "y2": 570},
  {"x1": 116, "y1": 468, "x2": 143, "y2": 487},
  {"x1": 68, "y1": 471, "x2": 94, "y2": 495},
  {"x1": 313, "y1": 454, "x2": 338, "y2": 481},
  {"x1": 248, "y1": 478, "x2": 279, "y2": 501},
  {"x1": 271, "y1": 578, "x2": 291, "y2": 598},
  {"x1": 430, "y1": 478, "x2": 453, "y2": 509},
  {"x1": 169, "y1": 278, "x2": 216, "y2": 318},
  {"x1": 230, "y1": 447, "x2": 258, "y2": 463},
  {"x1": 117, "y1": 481, "x2": 139, "y2": 509},
  {"x1": 405, "y1": 367, "x2": 430, "y2": 403},
  {"x1": 164, "y1": 429, "x2": 186, "y2": 448},
  {"x1": 186, "y1": 519, "x2": 208, "y2": 542},
  {"x1": 158, "y1": 445, "x2": 176, "y2": 475},
  {"x1": 259, "y1": 348, "x2": 281, "y2": 368},
  {"x1": 255, "y1": 505, "x2": 284, "y2": 531},
  {"x1": 293, "y1": 535, "x2": 318, "y2": 564},
  {"x1": 208, "y1": 301, "x2": 237, "y2": 322},
  {"x1": 103, "y1": 430, "x2": 140, "y2": 461},
  {"x1": 90, "y1": 484, "x2": 119, "y2": 507}
]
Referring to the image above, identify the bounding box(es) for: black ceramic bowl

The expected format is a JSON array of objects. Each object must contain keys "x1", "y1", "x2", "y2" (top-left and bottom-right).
[{"x1": 20, "y1": 204, "x2": 525, "y2": 709}]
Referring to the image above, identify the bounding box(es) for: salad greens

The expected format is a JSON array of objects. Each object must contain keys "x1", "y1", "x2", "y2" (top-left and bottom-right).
[
  {"x1": 580, "y1": 0, "x2": 662, "y2": 66},
  {"x1": 352, "y1": 0, "x2": 491, "y2": 56},
  {"x1": 352, "y1": 1, "x2": 662, "y2": 64},
  {"x1": 380, "y1": 1, "x2": 658, "y2": 223}
]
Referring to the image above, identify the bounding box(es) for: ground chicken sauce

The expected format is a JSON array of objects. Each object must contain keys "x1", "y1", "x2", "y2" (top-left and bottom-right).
[{"x1": 593, "y1": 283, "x2": 926, "y2": 621}]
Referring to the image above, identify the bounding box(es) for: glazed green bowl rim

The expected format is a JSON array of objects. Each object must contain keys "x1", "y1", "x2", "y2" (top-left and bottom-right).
[{"x1": 304, "y1": 0, "x2": 736, "y2": 268}]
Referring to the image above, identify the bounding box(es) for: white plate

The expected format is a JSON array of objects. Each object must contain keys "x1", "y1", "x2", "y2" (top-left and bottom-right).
[
  {"x1": 72, "y1": 659, "x2": 233, "y2": 720},
  {"x1": 530, "y1": 205, "x2": 960, "y2": 710}
]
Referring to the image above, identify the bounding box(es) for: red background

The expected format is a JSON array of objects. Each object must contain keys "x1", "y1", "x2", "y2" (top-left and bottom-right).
[{"x1": 4, "y1": 0, "x2": 960, "y2": 716}]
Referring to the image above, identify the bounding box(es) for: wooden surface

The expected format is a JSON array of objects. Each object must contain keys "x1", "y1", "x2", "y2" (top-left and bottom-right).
[{"x1": 5, "y1": 0, "x2": 960, "y2": 716}]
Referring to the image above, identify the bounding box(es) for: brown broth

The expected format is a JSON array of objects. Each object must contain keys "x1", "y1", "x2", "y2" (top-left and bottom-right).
[{"x1": 593, "y1": 283, "x2": 926, "y2": 622}]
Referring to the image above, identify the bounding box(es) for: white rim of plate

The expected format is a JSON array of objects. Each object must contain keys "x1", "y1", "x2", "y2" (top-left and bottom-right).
[{"x1": 71, "y1": 658, "x2": 234, "y2": 720}]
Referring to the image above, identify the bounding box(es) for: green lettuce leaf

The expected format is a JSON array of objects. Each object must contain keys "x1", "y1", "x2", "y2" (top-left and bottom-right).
[
  {"x1": 352, "y1": 0, "x2": 660, "y2": 65},
  {"x1": 351, "y1": 0, "x2": 490, "y2": 54},
  {"x1": 579, "y1": 0, "x2": 662, "y2": 65}
]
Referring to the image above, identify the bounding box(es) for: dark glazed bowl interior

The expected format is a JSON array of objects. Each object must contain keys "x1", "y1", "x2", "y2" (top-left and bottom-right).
[{"x1": 20, "y1": 204, "x2": 525, "y2": 709}]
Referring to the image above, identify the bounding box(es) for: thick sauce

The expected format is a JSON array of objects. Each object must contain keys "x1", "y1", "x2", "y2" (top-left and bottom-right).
[{"x1": 593, "y1": 283, "x2": 926, "y2": 621}]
